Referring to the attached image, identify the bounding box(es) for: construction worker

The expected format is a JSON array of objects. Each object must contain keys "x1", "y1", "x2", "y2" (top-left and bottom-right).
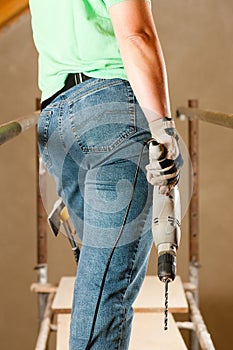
[{"x1": 29, "y1": 0, "x2": 182, "y2": 349}]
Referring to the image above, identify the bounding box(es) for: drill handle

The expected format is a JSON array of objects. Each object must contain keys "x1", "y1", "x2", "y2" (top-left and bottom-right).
[
  {"x1": 152, "y1": 184, "x2": 181, "y2": 282},
  {"x1": 152, "y1": 185, "x2": 181, "y2": 252}
]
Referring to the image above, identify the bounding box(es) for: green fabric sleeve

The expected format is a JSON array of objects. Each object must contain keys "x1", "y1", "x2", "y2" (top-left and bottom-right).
[
  {"x1": 104, "y1": 0, "x2": 128, "y2": 9},
  {"x1": 104, "y1": 0, "x2": 151, "y2": 10}
]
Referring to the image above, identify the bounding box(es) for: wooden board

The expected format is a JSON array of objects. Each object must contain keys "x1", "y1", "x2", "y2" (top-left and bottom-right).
[
  {"x1": 52, "y1": 276, "x2": 188, "y2": 314},
  {"x1": 133, "y1": 276, "x2": 188, "y2": 313},
  {"x1": 129, "y1": 313, "x2": 188, "y2": 350},
  {"x1": 52, "y1": 277, "x2": 74, "y2": 313},
  {"x1": 0, "y1": 0, "x2": 28, "y2": 29},
  {"x1": 56, "y1": 313, "x2": 188, "y2": 350},
  {"x1": 57, "y1": 314, "x2": 70, "y2": 350}
]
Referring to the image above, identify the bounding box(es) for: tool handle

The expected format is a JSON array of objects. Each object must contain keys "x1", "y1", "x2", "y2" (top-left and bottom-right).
[{"x1": 72, "y1": 246, "x2": 80, "y2": 264}]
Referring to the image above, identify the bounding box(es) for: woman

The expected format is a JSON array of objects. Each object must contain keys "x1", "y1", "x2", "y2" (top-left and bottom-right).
[{"x1": 29, "y1": 0, "x2": 182, "y2": 349}]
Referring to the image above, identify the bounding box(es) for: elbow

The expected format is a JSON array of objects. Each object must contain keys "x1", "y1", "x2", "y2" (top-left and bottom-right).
[{"x1": 125, "y1": 31, "x2": 156, "y2": 47}]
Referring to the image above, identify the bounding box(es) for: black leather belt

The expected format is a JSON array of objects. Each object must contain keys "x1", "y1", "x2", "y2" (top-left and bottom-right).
[{"x1": 41, "y1": 73, "x2": 91, "y2": 110}]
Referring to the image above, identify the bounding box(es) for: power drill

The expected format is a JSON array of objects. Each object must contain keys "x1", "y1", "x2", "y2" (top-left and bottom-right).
[{"x1": 150, "y1": 141, "x2": 181, "y2": 329}]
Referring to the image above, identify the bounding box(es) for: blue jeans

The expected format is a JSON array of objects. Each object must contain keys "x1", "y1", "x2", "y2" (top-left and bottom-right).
[{"x1": 38, "y1": 78, "x2": 153, "y2": 349}]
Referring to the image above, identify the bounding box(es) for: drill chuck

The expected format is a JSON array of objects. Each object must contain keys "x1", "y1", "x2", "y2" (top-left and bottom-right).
[{"x1": 158, "y1": 253, "x2": 176, "y2": 282}]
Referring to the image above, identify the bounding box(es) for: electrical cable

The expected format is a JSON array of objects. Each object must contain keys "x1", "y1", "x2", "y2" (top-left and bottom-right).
[{"x1": 85, "y1": 140, "x2": 150, "y2": 350}]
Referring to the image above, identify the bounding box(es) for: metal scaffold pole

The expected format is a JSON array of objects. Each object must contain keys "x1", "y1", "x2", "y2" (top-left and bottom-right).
[{"x1": 188, "y1": 99, "x2": 199, "y2": 350}]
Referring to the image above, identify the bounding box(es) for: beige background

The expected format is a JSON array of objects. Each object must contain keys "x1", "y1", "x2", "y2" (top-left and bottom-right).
[{"x1": 0, "y1": 1, "x2": 232, "y2": 349}]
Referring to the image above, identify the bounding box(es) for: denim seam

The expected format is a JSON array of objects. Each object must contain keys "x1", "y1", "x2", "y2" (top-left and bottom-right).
[
  {"x1": 115, "y1": 201, "x2": 150, "y2": 349},
  {"x1": 67, "y1": 80, "x2": 126, "y2": 106},
  {"x1": 125, "y1": 81, "x2": 136, "y2": 132},
  {"x1": 67, "y1": 82, "x2": 137, "y2": 154},
  {"x1": 40, "y1": 110, "x2": 53, "y2": 169},
  {"x1": 57, "y1": 102, "x2": 68, "y2": 152},
  {"x1": 115, "y1": 236, "x2": 141, "y2": 350},
  {"x1": 40, "y1": 79, "x2": 124, "y2": 111}
]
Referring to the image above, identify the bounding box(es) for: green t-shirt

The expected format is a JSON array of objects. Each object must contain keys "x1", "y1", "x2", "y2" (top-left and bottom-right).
[{"x1": 29, "y1": 0, "x2": 132, "y2": 101}]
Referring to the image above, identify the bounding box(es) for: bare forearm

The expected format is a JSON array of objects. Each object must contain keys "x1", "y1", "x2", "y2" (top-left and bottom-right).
[
  {"x1": 120, "y1": 31, "x2": 171, "y2": 121},
  {"x1": 109, "y1": 0, "x2": 171, "y2": 122}
]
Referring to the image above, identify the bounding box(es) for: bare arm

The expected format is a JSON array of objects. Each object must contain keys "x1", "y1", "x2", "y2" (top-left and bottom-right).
[
  {"x1": 109, "y1": 0, "x2": 171, "y2": 122},
  {"x1": 109, "y1": 0, "x2": 183, "y2": 192}
]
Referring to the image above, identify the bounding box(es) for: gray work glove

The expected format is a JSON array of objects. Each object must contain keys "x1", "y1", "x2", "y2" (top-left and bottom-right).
[{"x1": 146, "y1": 117, "x2": 183, "y2": 194}]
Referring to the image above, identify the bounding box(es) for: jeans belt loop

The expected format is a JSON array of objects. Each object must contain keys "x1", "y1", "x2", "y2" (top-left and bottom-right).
[
  {"x1": 74, "y1": 73, "x2": 78, "y2": 85},
  {"x1": 78, "y1": 73, "x2": 83, "y2": 83}
]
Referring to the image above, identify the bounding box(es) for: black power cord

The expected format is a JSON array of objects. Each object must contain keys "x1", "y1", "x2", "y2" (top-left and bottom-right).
[{"x1": 85, "y1": 140, "x2": 150, "y2": 350}]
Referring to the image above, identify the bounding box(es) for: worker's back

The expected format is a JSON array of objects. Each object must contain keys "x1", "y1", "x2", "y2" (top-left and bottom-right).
[{"x1": 29, "y1": 0, "x2": 127, "y2": 101}]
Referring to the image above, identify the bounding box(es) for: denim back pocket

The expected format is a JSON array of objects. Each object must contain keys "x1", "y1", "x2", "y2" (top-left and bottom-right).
[
  {"x1": 37, "y1": 109, "x2": 53, "y2": 169},
  {"x1": 67, "y1": 80, "x2": 137, "y2": 153}
]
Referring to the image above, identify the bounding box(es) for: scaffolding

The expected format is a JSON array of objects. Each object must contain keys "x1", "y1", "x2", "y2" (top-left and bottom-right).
[{"x1": 1, "y1": 99, "x2": 231, "y2": 349}]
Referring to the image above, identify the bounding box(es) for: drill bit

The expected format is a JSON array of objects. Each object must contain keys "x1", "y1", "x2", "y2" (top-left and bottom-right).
[{"x1": 164, "y1": 278, "x2": 170, "y2": 331}]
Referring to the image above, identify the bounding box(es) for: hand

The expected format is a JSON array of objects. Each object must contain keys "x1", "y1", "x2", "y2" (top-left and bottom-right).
[{"x1": 146, "y1": 117, "x2": 183, "y2": 194}]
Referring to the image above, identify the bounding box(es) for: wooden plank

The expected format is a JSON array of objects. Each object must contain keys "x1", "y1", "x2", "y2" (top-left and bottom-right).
[
  {"x1": 56, "y1": 313, "x2": 188, "y2": 350},
  {"x1": 129, "y1": 313, "x2": 188, "y2": 350},
  {"x1": 57, "y1": 314, "x2": 70, "y2": 350},
  {"x1": 30, "y1": 282, "x2": 58, "y2": 294},
  {"x1": 52, "y1": 276, "x2": 188, "y2": 314},
  {"x1": 133, "y1": 276, "x2": 188, "y2": 313},
  {"x1": 0, "y1": 0, "x2": 28, "y2": 29},
  {"x1": 52, "y1": 277, "x2": 74, "y2": 313}
]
